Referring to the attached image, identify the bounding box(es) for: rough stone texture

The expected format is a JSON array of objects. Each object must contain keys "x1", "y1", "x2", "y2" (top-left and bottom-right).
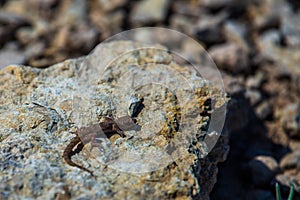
[{"x1": 0, "y1": 41, "x2": 228, "y2": 200}]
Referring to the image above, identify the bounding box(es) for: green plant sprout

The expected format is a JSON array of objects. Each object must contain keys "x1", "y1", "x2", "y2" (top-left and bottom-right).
[{"x1": 276, "y1": 182, "x2": 294, "y2": 200}]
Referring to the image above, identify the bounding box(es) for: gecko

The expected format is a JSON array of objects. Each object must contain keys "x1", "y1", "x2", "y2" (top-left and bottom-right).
[
  {"x1": 63, "y1": 97, "x2": 144, "y2": 175},
  {"x1": 63, "y1": 116, "x2": 141, "y2": 176}
]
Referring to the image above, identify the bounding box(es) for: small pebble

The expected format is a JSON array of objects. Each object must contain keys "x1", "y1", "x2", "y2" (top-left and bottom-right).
[
  {"x1": 194, "y1": 13, "x2": 227, "y2": 45},
  {"x1": 255, "y1": 101, "x2": 273, "y2": 120},
  {"x1": 280, "y1": 104, "x2": 300, "y2": 139},
  {"x1": 280, "y1": 151, "x2": 300, "y2": 170},
  {"x1": 245, "y1": 89, "x2": 262, "y2": 106},
  {"x1": 281, "y1": 11, "x2": 300, "y2": 47},
  {"x1": 0, "y1": 46, "x2": 25, "y2": 69},
  {"x1": 246, "y1": 72, "x2": 265, "y2": 89},
  {"x1": 95, "y1": 0, "x2": 128, "y2": 12},
  {"x1": 16, "y1": 27, "x2": 39, "y2": 45},
  {"x1": 224, "y1": 20, "x2": 247, "y2": 45},
  {"x1": 200, "y1": 0, "x2": 243, "y2": 8},
  {"x1": 130, "y1": 0, "x2": 169, "y2": 25},
  {"x1": 289, "y1": 140, "x2": 300, "y2": 152},
  {"x1": 209, "y1": 42, "x2": 249, "y2": 74}
]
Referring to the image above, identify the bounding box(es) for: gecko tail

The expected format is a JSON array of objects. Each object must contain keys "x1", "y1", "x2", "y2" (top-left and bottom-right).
[
  {"x1": 63, "y1": 136, "x2": 94, "y2": 176},
  {"x1": 63, "y1": 150, "x2": 94, "y2": 176}
]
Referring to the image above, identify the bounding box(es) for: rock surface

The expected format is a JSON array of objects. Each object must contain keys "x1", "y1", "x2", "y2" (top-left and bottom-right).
[{"x1": 0, "y1": 41, "x2": 228, "y2": 199}]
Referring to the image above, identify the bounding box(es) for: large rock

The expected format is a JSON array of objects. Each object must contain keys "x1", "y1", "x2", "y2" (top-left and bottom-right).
[{"x1": 0, "y1": 41, "x2": 228, "y2": 199}]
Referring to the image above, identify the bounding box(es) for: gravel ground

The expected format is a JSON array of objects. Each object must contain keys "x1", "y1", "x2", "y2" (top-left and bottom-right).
[{"x1": 0, "y1": 0, "x2": 300, "y2": 199}]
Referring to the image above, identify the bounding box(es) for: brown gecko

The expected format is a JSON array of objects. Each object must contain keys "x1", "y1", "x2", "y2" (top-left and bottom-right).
[{"x1": 63, "y1": 115, "x2": 141, "y2": 175}]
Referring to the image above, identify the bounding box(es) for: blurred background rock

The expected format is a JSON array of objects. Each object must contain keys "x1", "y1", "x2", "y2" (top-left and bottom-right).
[{"x1": 0, "y1": 0, "x2": 299, "y2": 199}]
